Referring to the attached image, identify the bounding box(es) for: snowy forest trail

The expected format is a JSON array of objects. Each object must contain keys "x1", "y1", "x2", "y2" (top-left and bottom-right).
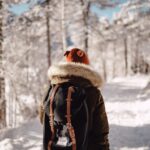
[
  {"x1": 102, "y1": 76, "x2": 150, "y2": 150},
  {"x1": 0, "y1": 76, "x2": 150, "y2": 150}
]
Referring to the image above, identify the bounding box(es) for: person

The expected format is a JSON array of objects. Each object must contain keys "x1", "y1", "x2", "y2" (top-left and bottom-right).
[{"x1": 39, "y1": 48, "x2": 109, "y2": 150}]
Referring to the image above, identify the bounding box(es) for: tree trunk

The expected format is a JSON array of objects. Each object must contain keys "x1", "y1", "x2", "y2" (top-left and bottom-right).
[
  {"x1": 135, "y1": 39, "x2": 140, "y2": 73},
  {"x1": 0, "y1": 0, "x2": 6, "y2": 128},
  {"x1": 46, "y1": 0, "x2": 51, "y2": 66},
  {"x1": 80, "y1": 0, "x2": 91, "y2": 52},
  {"x1": 113, "y1": 40, "x2": 117, "y2": 78},
  {"x1": 61, "y1": 0, "x2": 67, "y2": 51},
  {"x1": 124, "y1": 36, "x2": 128, "y2": 75},
  {"x1": 101, "y1": 43, "x2": 107, "y2": 81}
]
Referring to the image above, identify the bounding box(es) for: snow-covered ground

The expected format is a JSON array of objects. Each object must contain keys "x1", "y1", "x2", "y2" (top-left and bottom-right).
[
  {"x1": 102, "y1": 75, "x2": 150, "y2": 150},
  {"x1": 0, "y1": 75, "x2": 150, "y2": 150},
  {"x1": 0, "y1": 119, "x2": 43, "y2": 150}
]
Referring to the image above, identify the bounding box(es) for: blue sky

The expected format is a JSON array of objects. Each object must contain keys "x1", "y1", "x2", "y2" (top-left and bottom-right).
[
  {"x1": 91, "y1": 0, "x2": 128, "y2": 20},
  {"x1": 9, "y1": 0, "x2": 39, "y2": 15},
  {"x1": 9, "y1": 3, "x2": 30, "y2": 15},
  {"x1": 91, "y1": 5, "x2": 121, "y2": 20},
  {"x1": 9, "y1": 0, "x2": 128, "y2": 20}
]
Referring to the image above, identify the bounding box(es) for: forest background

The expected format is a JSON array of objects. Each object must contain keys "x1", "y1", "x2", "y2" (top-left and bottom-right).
[{"x1": 0, "y1": 0, "x2": 150, "y2": 150}]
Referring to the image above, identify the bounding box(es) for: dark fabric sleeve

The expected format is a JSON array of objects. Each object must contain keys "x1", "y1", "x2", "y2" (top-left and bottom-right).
[
  {"x1": 39, "y1": 85, "x2": 52, "y2": 124},
  {"x1": 43, "y1": 85, "x2": 52, "y2": 104},
  {"x1": 42, "y1": 85, "x2": 52, "y2": 150},
  {"x1": 43, "y1": 113, "x2": 51, "y2": 150},
  {"x1": 89, "y1": 90, "x2": 109, "y2": 150}
]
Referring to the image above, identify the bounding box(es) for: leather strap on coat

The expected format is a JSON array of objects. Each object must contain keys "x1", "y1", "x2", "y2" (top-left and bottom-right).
[
  {"x1": 48, "y1": 85, "x2": 59, "y2": 150},
  {"x1": 66, "y1": 86, "x2": 76, "y2": 150}
]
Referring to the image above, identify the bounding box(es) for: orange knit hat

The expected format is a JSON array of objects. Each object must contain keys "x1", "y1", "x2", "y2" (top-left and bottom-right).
[{"x1": 64, "y1": 48, "x2": 90, "y2": 65}]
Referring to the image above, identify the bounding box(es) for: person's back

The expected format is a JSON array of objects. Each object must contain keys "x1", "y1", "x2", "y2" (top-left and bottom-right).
[{"x1": 39, "y1": 48, "x2": 109, "y2": 150}]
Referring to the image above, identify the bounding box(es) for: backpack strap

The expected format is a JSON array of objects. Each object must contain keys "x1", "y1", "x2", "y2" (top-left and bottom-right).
[
  {"x1": 48, "y1": 84, "x2": 59, "y2": 150},
  {"x1": 66, "y1": 86, "x2": 76, "y2": 150}
]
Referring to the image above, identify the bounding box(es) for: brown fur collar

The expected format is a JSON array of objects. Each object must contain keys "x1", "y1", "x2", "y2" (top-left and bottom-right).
[{"x1": 48, "y1": 62, "x2": 103, "y2": 87}]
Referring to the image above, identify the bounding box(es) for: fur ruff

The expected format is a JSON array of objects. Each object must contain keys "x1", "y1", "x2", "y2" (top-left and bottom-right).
[{"x1": 48, "y1": 62, "x2": 103, "y2": 87}]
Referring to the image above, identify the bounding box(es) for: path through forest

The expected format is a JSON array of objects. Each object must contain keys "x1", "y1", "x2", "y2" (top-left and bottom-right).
[{"x1": 102, "y1": 76, "x2": 150, "y2": 150}]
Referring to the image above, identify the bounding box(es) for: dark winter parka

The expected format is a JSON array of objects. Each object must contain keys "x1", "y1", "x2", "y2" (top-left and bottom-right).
[{"x1": 40, "y1": 62, "x2": 109, "y2": 150}]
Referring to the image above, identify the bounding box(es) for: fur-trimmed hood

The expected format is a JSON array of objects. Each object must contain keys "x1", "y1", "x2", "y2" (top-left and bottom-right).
[{"x1": 48, "y1": 62, "x2": 103, "y2": 87}]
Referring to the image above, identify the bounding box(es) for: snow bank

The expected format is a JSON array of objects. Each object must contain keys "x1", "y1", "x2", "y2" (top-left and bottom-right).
[
  {"x1": 109, "y1": 75, "x2": 150, "y2": 89},
  {"x1": 106, "y1": 100, "x2": 150, "y2": 127},
  {"x1": 0, "y1": 118, "x2": 43, "y2": 150}
]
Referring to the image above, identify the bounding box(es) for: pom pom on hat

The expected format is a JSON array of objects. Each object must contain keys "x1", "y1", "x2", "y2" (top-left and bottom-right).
[{"x1": 64, "y1": 48, "x2": 90, "y2": 65}]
